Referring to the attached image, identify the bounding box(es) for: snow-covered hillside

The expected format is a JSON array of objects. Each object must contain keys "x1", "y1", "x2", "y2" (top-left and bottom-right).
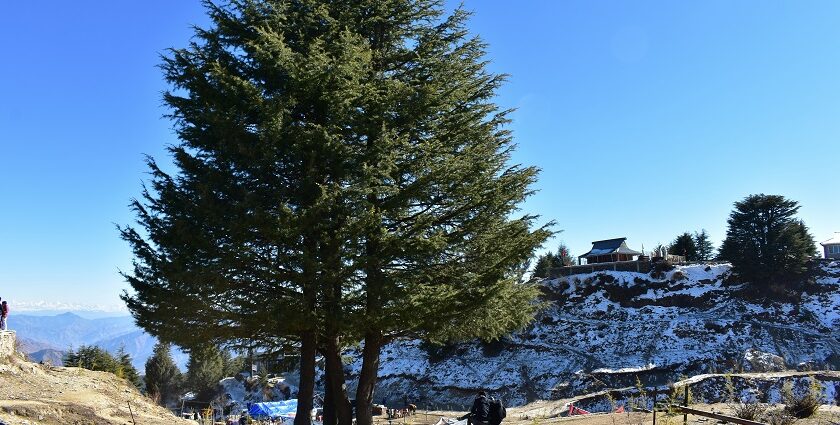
[{"x1": 346, "y1": 261, "x2": 840, "y2": 408}]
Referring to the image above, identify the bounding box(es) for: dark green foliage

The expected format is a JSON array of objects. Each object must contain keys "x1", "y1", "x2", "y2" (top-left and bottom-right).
[
  {"x1": 120, "y1": 1, "x2": 551, "y2": 423},
  {"x1": 532, "y1": 255, "x2": 553, "y2": 279},
  {"x1": 719, "y1": 194, "x2": 817, "y2": 286},
  {"x1": 668, "y1": 232, "x2": 698, "y2": 261},
  {"x1": 145, "y1": 342, "x2": 182, "y2": 406},
  {"x1": 650, "y1": 260, "x2": 674, "y2": 279},
  {"x1": 693, "y1": 229, "x2": 714, "y2": 261},
  {"x1": 532, "y1": 243, "x2": 573, "y2": 278},
  {"x1": 116, "y1": 345, "x2": 142, "y2": 389},
  {"x1": 221, "y1": 350, "x2": 246, "y2": 378},
  {"x1": 185, "y1": 344, "x2": 225, "y2": 401},
  {"x1": 64, "y1": 345, "x2": 140, "y2": 388},
  {"x1": 64, "y1": 345, "x2": 119, "y2": 372}
]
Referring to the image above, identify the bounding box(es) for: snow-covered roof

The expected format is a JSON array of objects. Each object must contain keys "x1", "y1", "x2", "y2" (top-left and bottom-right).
[
  {"x1": 821, "y1": 233, "x2": 840, "y2": 246},
  {"x1": 579, "y1": 237, "x2": 642, "y2": 258}
]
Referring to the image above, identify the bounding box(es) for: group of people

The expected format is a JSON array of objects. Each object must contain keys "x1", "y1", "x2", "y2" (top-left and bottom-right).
[
  {"x1": 0, "y1": 297, "x2": 8, "y2": 331},
  {"x1": 469, "y1": 391, "x2": 506, "y2": 425}
]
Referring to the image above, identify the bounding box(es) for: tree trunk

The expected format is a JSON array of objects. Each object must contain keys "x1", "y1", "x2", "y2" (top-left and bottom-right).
[
  {"x1": 324, "y1": 337, "x2": 353, "y2": 425},
  {"x1": 355, "y1": 330, "x2": 383, "y2": 425},
  {"x1": 295, "y1": 330, "x2": 317, "y2": 425},
  {"x1": 323, "y1": 368, "x2": 335, "y2": 425}
]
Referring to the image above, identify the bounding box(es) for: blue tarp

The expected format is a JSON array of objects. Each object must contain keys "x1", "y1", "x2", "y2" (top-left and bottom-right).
[{"x1": 248, "y1": 399, "x2": 299, "y2": 419}]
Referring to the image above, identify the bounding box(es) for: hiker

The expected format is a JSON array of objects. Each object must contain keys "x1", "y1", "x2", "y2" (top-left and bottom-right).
[
  {"x1": 489, "y1": 397, "x2": 506, "y2": 425},
  {"x1": 0, "y1": 300, "x2": 7, "y2": 331},
  {"x1": 469, "y1": 391, "x2": 490, "y2": 425}
]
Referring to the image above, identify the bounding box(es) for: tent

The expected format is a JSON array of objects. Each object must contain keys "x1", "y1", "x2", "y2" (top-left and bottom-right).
[{"x1": 248, "y1": 399, "x2": 299, "y2": 419}]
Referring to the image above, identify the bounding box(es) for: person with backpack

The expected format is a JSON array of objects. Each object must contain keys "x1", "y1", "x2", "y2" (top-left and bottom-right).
[
  {"x1": 489, "y1": 397, "x2": 506, "y2": 425},
  {"x1": 0, "y1": 300, "x2": 7, "y2": 331},
  {"x1": 469, "y1": 391, "x2": 490, "y2": 425}
]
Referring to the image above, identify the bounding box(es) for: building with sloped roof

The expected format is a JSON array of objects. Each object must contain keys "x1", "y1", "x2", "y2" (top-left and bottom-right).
[
  {"x1": 821, "y1": 233, "x2": 840, "y2": 259},
  {"x1": 578, "y1": 237, "x2": 642, "y2": 264}
]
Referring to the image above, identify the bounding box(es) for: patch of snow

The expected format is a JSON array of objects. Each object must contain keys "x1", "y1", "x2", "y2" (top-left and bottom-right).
[{"x1": 592, "y1": 363, "x2": 657, "y2": 374}]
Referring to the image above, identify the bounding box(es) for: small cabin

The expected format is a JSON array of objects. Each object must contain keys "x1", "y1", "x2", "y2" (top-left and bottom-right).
[
  {"x1": 821, "y1": 233, "x2": 840, "y2": 259},
  {"x1": 578, "y1": 237, "x2": 642, "y2": 264}
]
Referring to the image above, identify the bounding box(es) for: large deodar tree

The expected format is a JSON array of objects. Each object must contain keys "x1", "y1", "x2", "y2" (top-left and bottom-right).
[
  {"x1": 121, "y1": 1, "x2": 551, "y2": 424},
  {"x1": 718, "y1": 194, "x2": 816, "y2": 287}
]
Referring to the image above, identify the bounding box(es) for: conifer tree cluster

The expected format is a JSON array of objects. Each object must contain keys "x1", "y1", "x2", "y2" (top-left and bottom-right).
[
  {"x1": 532, "y1": 242, "x2": 574, "y2": 278},
  {"x1": 668, "y1": 233, "x2": 698, "y2": 261},
  {"x1": 666, "y1": 230, "x2": 715, "y2": 262},
  {"x1": 121, "y1": 1, "x2": 552, "y2": 424},
  {"x1": 63, "y1": 345, "x2": 141, "y2": 389}
]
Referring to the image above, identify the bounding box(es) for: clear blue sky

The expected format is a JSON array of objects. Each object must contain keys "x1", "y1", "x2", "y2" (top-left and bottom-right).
[{"x1": 1, "y1": 1, "x2": 839, "y2": 310}]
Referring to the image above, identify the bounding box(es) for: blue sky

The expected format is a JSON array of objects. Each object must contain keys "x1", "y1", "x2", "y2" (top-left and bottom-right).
[{"x1": 1, "y1": 1, "x2": 838, "y2": 310}]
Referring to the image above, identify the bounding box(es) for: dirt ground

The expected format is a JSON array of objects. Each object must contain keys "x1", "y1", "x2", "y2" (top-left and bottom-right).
[
  {"x1": 0, "y1": 354, "x2": 193, "y2": 425},
  {"x1": 376, "y1": 403, "x2": 840, "y2": 425},
  {"x1": 2, "y1": 354, "x2": 837, "y2": 425}
]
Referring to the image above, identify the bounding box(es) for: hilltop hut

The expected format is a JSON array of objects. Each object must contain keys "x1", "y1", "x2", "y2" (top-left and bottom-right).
[
  {"x1": 821, "y1": 233, "x2": 840, "y2": 259},
  {"x1": 578, "y1": 238, "x2": 642, "y2": 264}
]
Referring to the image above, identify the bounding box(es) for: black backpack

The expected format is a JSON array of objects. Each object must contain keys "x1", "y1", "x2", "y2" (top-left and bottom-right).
[{"x1": 489, "y1": 399, "x2": 506, "y2": 423}]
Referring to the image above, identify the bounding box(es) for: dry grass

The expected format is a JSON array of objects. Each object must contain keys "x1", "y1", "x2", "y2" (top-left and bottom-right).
[
  {"x1": 0, "y1": 354, "x2": 193, "y2": 425},
  {"x1": 379, "y1": 403, "x2": 840, "y2": 425}
]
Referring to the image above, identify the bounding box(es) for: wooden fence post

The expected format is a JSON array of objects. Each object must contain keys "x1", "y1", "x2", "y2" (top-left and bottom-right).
[
  {"x1": 683, "y1": 385, "x2": 689, "y2": 425},
  {"x1": 652, "y1": 387, "x2": 657, "y2": 425}
]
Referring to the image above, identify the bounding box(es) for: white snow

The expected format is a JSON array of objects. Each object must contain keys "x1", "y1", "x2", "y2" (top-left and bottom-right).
[{"x1": 344, "y1": 262, "x2": 840, "y2": 407}]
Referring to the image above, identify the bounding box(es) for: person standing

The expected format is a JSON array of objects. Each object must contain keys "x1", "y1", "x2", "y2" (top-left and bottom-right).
[
  {"x1": 489, "y1": 398, "x2": 506, "y2": 425},
  {"x1": 0, "y1": 300, "x2": 7, "y2": 331},
  {"x1": 469, "y1": 391, "x2": 490, "y2": 425}
]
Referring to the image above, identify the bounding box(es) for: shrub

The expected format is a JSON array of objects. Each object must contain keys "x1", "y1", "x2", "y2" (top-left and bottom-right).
[
  {"x1": 650, "y1": 261, "x2": 674, "y2": 279},
  {"x1": 725, "y1": 375, "x2": 767, "y2": 420},
  {"x1": 764, "y1": 409, "x2": 797, "y2": 425},
  {"x1": 782, "y1": 379, "x2": 824, "y2": 419},
  {"x1": 733, "y1": 397, "x2": 767, "y2": 420}
]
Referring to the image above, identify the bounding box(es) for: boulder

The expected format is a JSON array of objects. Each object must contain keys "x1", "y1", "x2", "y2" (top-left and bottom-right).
[
  {"x1": 742, "y1": 349, "x2": 785, "y2": 372},
  {"x1": 0, "y1": 331, "x2": 15, "y2": 359}
]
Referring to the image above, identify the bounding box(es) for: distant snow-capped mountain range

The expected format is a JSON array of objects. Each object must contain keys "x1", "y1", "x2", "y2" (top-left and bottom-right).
[{"x1": 12, "y1": 300, "x2": 128, "y2": 316}]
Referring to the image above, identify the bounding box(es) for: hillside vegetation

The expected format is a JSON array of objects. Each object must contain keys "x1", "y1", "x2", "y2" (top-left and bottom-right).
[
  {"x1": 0, "y1": 353, "x2": 192, "y2": 425},
  {"x1": 351, "y1": 261, "x2": 840, "y2": 407}
]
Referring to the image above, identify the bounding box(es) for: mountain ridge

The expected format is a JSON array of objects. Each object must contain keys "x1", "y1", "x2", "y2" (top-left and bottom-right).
[{"x1": 10, "y1": 312, "x2": 188, "y2": 369}]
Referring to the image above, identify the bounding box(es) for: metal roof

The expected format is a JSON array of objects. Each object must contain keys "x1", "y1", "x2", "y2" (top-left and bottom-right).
[
  {"x1": 821, "y1": 233, "x2": 840, "y2": 246},
  {"x1": 579, "y1": 237, "x2": 642, "y2": 258}
]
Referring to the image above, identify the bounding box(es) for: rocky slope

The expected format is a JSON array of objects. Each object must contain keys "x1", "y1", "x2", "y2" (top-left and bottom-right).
[
  {"x1": 0, "y1": 353, "x2": 193, "y2": 425},
  {"x1": 346, "y1": 261, "x2": 840, "y2": 408}
]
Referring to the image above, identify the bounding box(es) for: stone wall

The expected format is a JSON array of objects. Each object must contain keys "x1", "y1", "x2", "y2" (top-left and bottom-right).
[
  {"x1": 552, "y1": 260, "x2": 652, "y2": 277},
  {"x1": 0, "y1": 330, "x2": 16, "y2": 358}
]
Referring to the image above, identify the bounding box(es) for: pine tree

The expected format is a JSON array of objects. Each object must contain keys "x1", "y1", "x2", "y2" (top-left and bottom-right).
[
  {"x1": 116, "y1": 345, "x2": 142, "y2": 389},
  {"x1": 693, "y1": 229, "x2": 714, "y2": 261},
  {"x1": 144, "y1": 342, "x2": 182, "y2": 407},
  {"x1": 532, "y1": 252, "x2": 556, "y2": 278},
  {"x1": 185, "y1": 344, "x2": 225, "y2": 401},
  {"x1": 121, "y1": 2, "x2": 551, "y2": 424},
  {"x1": 556, "y1": 242, "x2": 575, "y2": 266},
  {"x1": 335, "y1": 5, "x2": 552, "y2": 423},
  {"x1": 669, "y1": 232, "x2": 698, "y2": 261},
  {"x1": 718, "y1": 194, "x2": 816, "y2": 286},
  {"x1": 221, "y1": 350, "x2": 246, "y2": 378}
]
